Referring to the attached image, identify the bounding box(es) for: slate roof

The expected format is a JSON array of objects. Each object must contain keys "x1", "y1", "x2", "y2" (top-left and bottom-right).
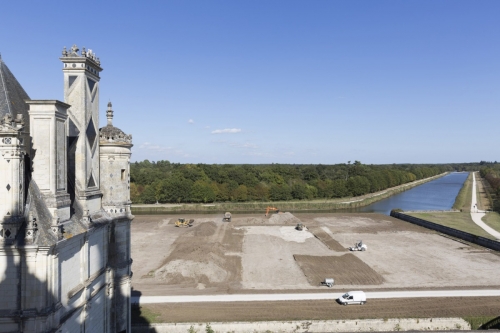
[{"x1": 0, "y1": 57, "x2": 30, "y2": 131}]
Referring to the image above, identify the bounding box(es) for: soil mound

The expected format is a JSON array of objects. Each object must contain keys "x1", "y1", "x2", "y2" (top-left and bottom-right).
[
  {"x1": 154, "y1": 222, "x2": 242, "y2": 288},
  {"x1": 268, "y1": 212, "x2": 301, "y2": 225},
  {"x1": 194, "y1": 221, "x2": 217, "y2": 237}
]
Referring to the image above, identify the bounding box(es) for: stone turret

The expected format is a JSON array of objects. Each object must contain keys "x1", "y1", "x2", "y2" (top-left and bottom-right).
[
  {"x1": 99, "y1": 102, "x2": 133, "y2": 333},
  {"x1": 99, "y1": 102, "x2": 133, "y2": 215}
]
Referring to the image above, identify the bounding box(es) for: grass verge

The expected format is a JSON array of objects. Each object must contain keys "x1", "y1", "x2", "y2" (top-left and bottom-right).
[
  {"x1": 482, "y1": 212, "x2": 500, "y2": 234},
  {"x1": 131, "y1": 304, "x2": 161, "y2": 324},
  {"x1": 407, "y1": 212, "x2": 496, "y2": 240},
  {"x1": 452, "y1": 172, "x2": 472, "y2": 212},
  {"x1": 463, "y1": 316, "x2": 498, "y2": 330}
]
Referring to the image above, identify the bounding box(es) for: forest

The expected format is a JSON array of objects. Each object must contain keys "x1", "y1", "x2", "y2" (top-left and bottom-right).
[{"x1": 129, "y1": 160, "x2": 484, "y2": 204}]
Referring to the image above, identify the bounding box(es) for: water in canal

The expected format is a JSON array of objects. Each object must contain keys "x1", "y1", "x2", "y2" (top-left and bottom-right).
[{"x1": 359, "y1": 172, "x2": 469, "y2": 215}]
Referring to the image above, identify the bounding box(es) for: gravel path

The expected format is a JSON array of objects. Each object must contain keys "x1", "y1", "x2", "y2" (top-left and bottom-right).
[
  {"x1": 132, "y1": 289, "x2": 500, "y2": 304},
  {"x1": 471, "y1": 172, "x2": 500, "y2": 240}
]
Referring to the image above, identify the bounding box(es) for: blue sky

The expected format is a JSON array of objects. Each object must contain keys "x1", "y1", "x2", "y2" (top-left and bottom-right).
[{"x1": 1, "y1": 1, "x2": 499, "y2": 164}]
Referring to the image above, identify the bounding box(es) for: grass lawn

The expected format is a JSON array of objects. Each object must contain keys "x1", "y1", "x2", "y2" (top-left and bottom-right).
[
  {"x1": 407, "y1": 212, "x2": 496, "y2": 240},
  {"x1": 482, "y1": 212, "x2": 500, "y2": 234}
]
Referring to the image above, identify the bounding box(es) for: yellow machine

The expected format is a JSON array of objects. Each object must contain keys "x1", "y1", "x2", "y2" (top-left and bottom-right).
[
  {"x1": 265, "y1": 206, "x2": 280, "y2": 216},
  {"x1": 175, "y1": 218, "x2": 194, "y2": 227}
]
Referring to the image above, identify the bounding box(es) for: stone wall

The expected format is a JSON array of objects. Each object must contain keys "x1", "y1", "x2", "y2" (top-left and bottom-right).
[
  {"x1": 390, "y1": 211, "x2": 500, "y2": 251},
  {"x1": 132, "y1": 318, "x2": 470, "y2": 333}
]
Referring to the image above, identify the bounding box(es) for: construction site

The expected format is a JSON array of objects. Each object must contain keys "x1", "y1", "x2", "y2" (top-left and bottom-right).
[{"x1": 131, "y1": 211, "x2": 500, "y2": 323}]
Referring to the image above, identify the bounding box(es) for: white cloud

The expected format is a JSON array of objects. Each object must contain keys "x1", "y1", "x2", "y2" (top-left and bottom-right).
[
  {"x1": 229, "y1": 142, "x2": 258, "y2": 149},
  {"x1": 137, "y1": 142, "x2": 190, "y2": 157},
  {"x1": 188, "y1": 119, "x2": 194, "y2": 124},
  {"x1": 138, "y1": 142, "x2": 171, "y2": 152},
  {"x1": 211, "y1": 128, "x2": 242, "y2": 134}
]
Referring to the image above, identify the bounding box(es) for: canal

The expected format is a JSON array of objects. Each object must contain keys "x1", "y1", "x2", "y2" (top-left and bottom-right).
[{"x1": 358, "y1": 172, "x2": 469, "y2": 215}]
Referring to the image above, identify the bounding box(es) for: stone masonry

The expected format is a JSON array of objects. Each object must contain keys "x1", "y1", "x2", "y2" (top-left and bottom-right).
[{"x1": 0, "y1": 46, "x2": 133, "y2": 333}]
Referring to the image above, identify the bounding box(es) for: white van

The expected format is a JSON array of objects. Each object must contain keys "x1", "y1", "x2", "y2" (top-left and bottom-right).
[{"x1": 337, "y1": 291, "x2": 366, "y2": 305}]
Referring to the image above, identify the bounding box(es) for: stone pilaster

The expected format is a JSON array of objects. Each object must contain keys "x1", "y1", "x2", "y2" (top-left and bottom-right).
[{"x1": 0, "y1": 114, "x2": 25, "y2": 244}]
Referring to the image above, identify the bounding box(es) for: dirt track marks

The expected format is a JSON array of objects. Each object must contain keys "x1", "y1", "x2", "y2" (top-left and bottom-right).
[
  {"x1": 294, "y1": 254, "x2": 385, "y2": 286},
  {"x1": 308, "y1": 226, "x2": 347, "y2": 252},
  {"x1": 142, "y1": 296, "x2": 500, "y2": 323},
  {"x1": 154, "y1": 221, "x2": 242, "y2": 290}
]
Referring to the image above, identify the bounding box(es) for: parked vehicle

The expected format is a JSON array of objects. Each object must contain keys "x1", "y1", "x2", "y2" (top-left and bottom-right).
[
  {"x1": 337, "y1": 291, "x2": 366, "y2": 305},
  {"x1": 349, "y1": 240, "x2": 367, "y2": 251},
  {"x1": 175, "y1": 218, "x2": 194, "y2": 227},
  {"x1": 321, "y1": 278, "x2": 334, "y2": 287}
]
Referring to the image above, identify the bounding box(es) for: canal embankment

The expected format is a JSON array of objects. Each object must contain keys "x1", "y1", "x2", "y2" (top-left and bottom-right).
[
  {"x1": 402, "y1": 171, "x2": 500, "y2": 241},
  {"x1": 390, "y1": 211, "x2": 500, "y2": 251},
  {"x1": 392, "y1": 171, "x2": 500, "y2": 247}
]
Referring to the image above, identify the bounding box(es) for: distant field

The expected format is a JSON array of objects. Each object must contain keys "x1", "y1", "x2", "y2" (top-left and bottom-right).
[{"x1": 407, "y1": 212, "x2": 495, "y2": 240}]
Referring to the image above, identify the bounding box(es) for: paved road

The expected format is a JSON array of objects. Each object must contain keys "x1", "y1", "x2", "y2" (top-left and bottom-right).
[
  {"x1": 471, "y1": 172, "x2": 500, "y2": 240},
  {"x1": 132, "y1": 289, "x2": 500, "y2": 304}
]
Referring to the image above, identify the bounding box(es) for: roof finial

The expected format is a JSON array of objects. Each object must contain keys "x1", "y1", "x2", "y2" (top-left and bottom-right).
[
  {"x1": 70, "y1": 44, "x2": 79, "y2": 56},
  {"x1": 106, "y1": 101, "x2": 113, "y2": 126}
]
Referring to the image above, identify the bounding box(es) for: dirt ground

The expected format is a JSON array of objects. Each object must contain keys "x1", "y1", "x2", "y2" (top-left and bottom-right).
[
  {"x1": 140, "y1": 296, "x2": 500, "y2": 323},
  {"x1": 132, "y1": 212, "x2": 500, "y2": 296},
  {"x1": 294, "y1": 254, "x2": 385, "y2": 286}
]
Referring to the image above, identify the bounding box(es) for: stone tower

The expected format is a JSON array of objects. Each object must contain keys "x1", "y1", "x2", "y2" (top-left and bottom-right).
[
  {"x1": 100, "y1": 102, "x2": 133, "y2": 215},
  {"x1": 60, "y1": 45, "x2": 102, "y2": 215},
  {"x1": 99, "y1": 101, "x2": 133, "y2": 333}
]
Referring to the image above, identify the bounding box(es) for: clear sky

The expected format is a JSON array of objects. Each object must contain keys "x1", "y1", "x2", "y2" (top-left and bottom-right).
[{"x1": 1, "y1": 1, "x2": 498, "y2": 164}]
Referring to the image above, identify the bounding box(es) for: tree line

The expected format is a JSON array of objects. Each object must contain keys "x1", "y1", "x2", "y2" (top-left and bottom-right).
[
  {"x1": 128, "y1": 160, "x2": 484, "y2": 204},
  {"x1": 479, "y1": 162, "x2": 500, "y2": 213}
]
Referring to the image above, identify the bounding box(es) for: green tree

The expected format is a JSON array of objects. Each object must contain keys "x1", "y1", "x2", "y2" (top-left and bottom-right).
[
  {"x1": 231, "y1": 185, "x2": 248, "y2": 202},
  {"x1": 191, "y1": 180, "x2": 216, "y2": 203},
  {"x1": 269, "y1": 184, "x2": 292, "y2": 201}
]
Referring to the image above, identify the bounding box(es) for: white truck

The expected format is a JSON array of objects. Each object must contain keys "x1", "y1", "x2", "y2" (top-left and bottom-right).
[
  {"x1": 337, "y1": 291, "x2": 366, "y2": 305},
  {"x1": 321, "y1": 278, "x2": 334, "y2": 288}
]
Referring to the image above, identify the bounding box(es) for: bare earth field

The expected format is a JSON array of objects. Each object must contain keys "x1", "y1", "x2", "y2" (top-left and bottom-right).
[
  {"x1": 141, "y1": 297, "x2": 500, "y2": 323},
  {"x1": 131, "y1": 212, "x2": 500, "y2": 321}
]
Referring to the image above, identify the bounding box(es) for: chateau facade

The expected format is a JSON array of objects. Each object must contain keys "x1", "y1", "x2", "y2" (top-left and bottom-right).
[{"x1": 0, "y1": 46, "x2": 133, "y2": 332}]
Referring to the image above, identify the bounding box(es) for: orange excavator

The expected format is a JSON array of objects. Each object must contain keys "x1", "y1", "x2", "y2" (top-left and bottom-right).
[{"x1": 265, "y1": 206, "x2": 280, "y2": 216}]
